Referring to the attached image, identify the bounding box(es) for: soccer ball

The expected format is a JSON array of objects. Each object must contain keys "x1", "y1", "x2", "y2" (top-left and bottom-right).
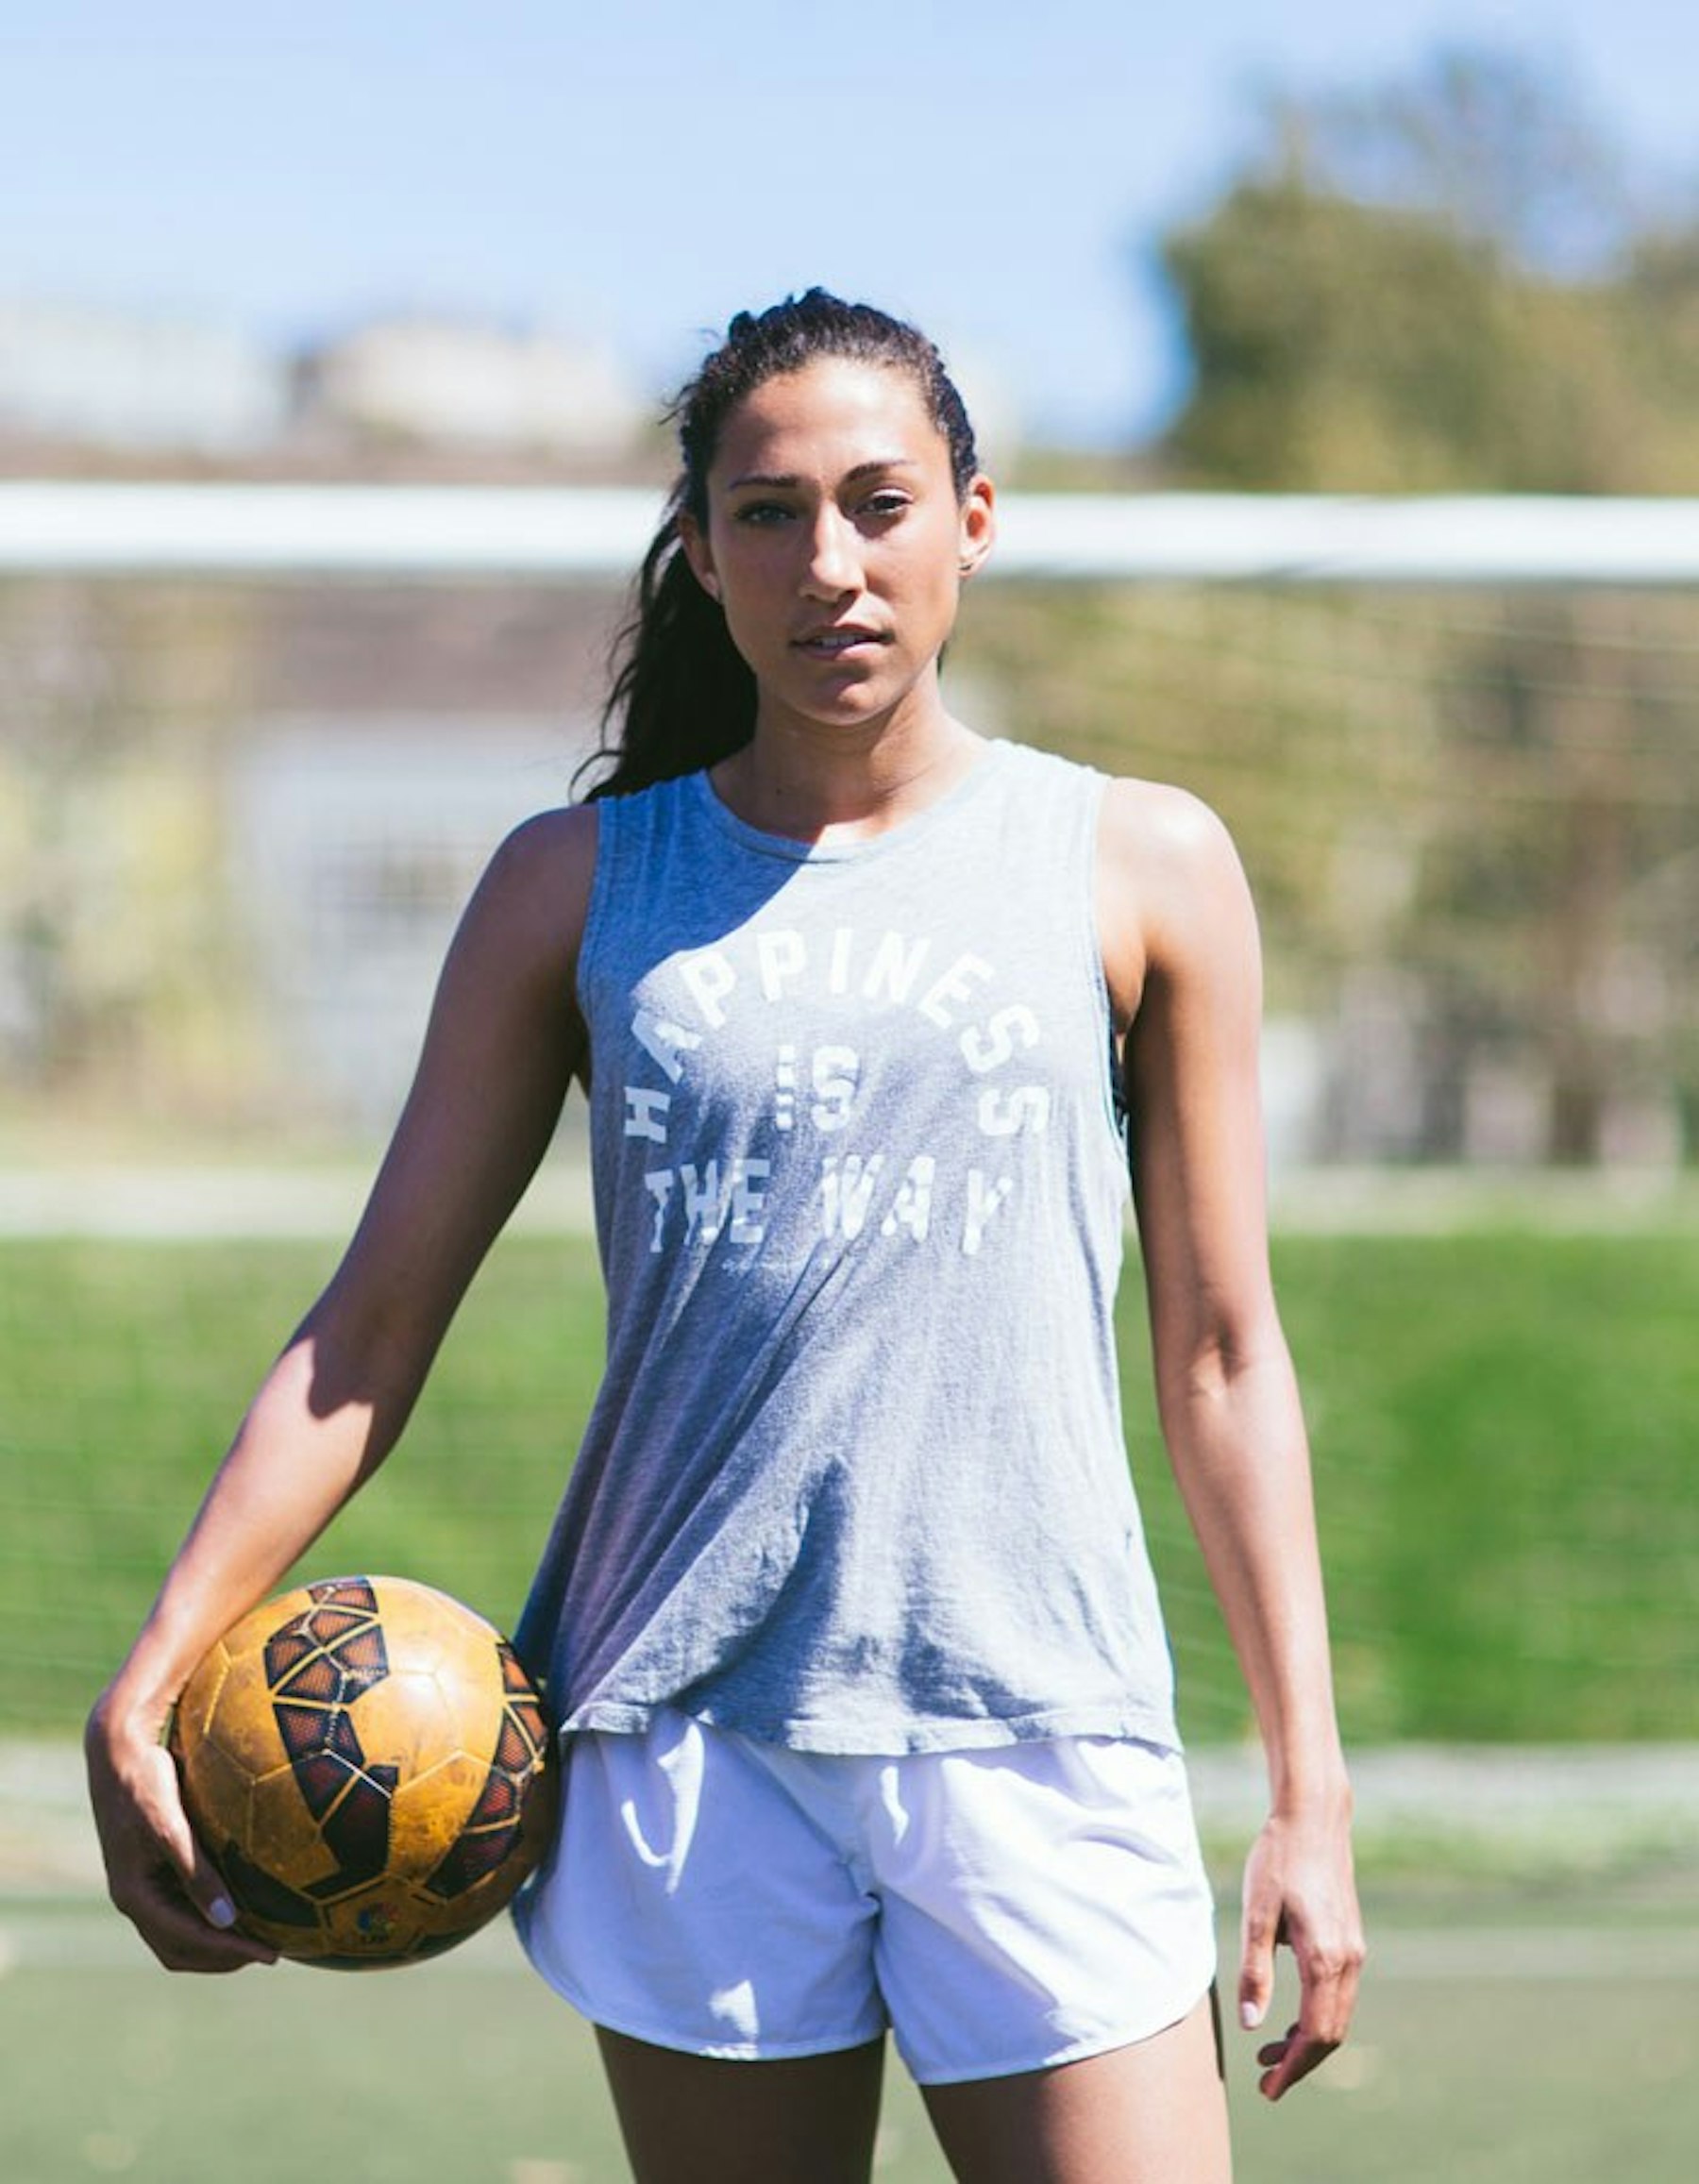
[{"x1": 170, "y1": 1574, "x2": 557, "y2": 1969}]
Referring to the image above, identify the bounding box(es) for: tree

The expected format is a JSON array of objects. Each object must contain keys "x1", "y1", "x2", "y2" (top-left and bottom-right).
[
  {"x1": 1160, "y1": 48, "x2": 1688, "y2": 496},
  {"x1": 1147, "y1": 45, "x2": 1699, "y2": 1164}
]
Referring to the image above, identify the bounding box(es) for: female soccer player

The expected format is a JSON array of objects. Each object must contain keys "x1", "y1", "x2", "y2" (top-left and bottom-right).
[{"x1": 87, "y1": 290, "x2": 1363, "y2": 2183}]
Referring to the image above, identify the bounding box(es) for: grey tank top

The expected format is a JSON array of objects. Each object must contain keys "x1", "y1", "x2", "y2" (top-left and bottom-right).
[{"x1": 514, "y1": 738, "x2": 1179, "y2": 1755}]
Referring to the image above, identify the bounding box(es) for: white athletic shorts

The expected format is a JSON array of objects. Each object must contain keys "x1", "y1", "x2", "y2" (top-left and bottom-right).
[{"x1": 513, "y1": 1706, "x2": 1217, "y2": 2085}]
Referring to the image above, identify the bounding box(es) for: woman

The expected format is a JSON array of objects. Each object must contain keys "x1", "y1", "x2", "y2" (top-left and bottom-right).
[{"x1": 87, "y1": 291, "x2": 1362, "y2": 2183}]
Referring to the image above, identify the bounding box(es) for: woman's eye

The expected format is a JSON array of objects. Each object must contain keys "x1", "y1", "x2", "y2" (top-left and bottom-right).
[
  {"x1": 859, "y1": 492, "x2": 909, "y2": 521},
  {"x1": 732, "y1": 501, "x2": 793, "y2": 527}
]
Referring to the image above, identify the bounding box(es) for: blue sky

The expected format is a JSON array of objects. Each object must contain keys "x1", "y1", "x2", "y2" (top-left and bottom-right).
[{"x1": 5, "y1": 2, "x2": 1695, "y2": 448}]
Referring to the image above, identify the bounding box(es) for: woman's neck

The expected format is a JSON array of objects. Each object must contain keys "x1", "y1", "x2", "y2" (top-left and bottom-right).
[{"x1": 712, "y1": 702, "x2": 986, "y2": 846}]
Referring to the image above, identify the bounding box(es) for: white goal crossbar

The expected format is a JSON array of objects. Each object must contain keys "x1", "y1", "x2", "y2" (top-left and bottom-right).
[{"x1": 2, "y1": 481, "x2": 1697, "y2": 586}]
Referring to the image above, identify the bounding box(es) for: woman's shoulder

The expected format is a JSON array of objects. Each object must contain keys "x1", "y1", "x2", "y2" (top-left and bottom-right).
[
  {"x1": 464, "y1": 803, "x2": 600, "y2": 962},
  {"x1": 1099, "y1": 774, "x2": 1244, "y2": 888},
  {"x1": 498, "y1": 798, "x2": 600, "y2": 861},
  {"x1": 1096, "y1": 776, "x2": 1256, "y2": 1018}
]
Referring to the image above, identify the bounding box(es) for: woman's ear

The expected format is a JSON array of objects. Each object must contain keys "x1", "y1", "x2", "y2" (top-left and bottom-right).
[
  {"x1": 956, "y1": 474, "x2": 997, "y2": 580},
  {"x1": 677, "y1": 512, "x2": 721, "y2": 601}
]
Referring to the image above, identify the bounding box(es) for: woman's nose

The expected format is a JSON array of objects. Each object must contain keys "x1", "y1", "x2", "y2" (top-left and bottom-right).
[{"x1": 801, "y1": 507, "x2": 860, "y2": 596}]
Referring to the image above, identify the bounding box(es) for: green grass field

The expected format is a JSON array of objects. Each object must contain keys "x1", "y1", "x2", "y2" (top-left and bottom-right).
[
  {"x1": 3, "y1": 1223, "x2": 1695, "y2": 1742},
  {"x1": 6, "y1": 1889, "x2": 1697, "y2": 2183},
  {"x1": 3, "y1": 1218, "x2": 1697, "y2": 2179}
]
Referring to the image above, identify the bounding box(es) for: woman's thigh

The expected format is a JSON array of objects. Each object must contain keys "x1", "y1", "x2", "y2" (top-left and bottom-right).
[
  {"x1": 919, "y1": 1991, "x2": 1232, "y2": 2184},
  {"x1": 596, "y1": 2027, "x2": 887, "y2": 2184}
]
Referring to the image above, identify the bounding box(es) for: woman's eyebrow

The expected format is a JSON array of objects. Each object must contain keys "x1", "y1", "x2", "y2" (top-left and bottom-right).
[{"x1": 725, "y1": 457, "x2": 921, "y2": 492}]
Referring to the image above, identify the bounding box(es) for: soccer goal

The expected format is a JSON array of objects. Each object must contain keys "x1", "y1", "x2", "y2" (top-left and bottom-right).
[{"x1": 2, "y1": 485, "x2": 1695, "y2": 1740}]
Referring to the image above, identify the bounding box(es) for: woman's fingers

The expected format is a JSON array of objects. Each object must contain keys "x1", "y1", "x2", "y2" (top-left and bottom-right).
[{"x1": 88, "y1": 1707, "x2": 277, "y2": 1974}]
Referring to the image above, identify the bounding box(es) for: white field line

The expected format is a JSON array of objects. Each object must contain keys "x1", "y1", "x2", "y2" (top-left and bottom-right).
[
  {"x1": 0, "y1": 1164, "x2": 595, "y2": 1240},
  {"x1": 0, "y1": 1904, "x2": 536, "y2": 1975},
  {"x1": 1186, "y1": 1742, "x2": 1699, "y2": 1834},
  {"x1": 1, "y1": 1165, "x2": 1695, "y2": 1240},
  {"x1": 7, "y1": 1739, "x2": 1696, "y2": 1893}
]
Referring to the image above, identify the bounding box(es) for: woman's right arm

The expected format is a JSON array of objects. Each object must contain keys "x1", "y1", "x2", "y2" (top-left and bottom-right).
[{"x1": 84, "y1": 804, "x2": 597, "y2": 1970}]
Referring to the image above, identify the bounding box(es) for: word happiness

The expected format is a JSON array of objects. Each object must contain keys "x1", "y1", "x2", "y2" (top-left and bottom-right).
[{"x1": 619, "y1": 925, "x2": 1057, "y2": 1260}]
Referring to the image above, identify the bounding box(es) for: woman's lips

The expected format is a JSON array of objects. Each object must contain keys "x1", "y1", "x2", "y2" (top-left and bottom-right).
[{"x1": 795, "y1": 627, "x2": 885, "y2": 656}]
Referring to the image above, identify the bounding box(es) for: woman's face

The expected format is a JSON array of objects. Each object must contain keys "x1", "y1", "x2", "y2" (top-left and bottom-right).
[{"x1": 679, "y1": 356, "x2": 995, "y2": 742}]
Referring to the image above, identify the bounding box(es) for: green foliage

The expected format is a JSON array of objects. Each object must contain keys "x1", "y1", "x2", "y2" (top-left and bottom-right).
[
  {"x1": 1156, "y1": 45, "x2": 1699, "y2": 495},
  {"x1": 4, "y1": 1228, "x2": 1694, "y2": 1742},
  {"x1": 967, "y1": 46, "x2": 1699, "y2": 1164},
  {"x1": 1163, "y1": 180, "x2": 1526, "y2": 490},
  {"x1": 958, "y1": 572, "x2": 1699, "y2": 1168}
]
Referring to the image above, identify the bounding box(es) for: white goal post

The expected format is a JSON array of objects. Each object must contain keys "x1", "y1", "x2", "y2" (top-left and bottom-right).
[{"x1": 3, "y1": 480, "x2": 1698, "y2": 586}]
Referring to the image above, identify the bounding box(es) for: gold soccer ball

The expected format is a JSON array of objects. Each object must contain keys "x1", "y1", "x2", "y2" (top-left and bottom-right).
[{"x1": 170, "y1": 1575, "x2": 557, "y2": 1968}]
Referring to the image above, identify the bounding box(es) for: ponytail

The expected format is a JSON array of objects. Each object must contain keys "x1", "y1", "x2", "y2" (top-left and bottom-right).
[
  {"x1": 574, "y1": 289, "x2": 978, "y2": 802},
  {"x1": 573, "y1": 506, "x2": 754, "y2": 801}
]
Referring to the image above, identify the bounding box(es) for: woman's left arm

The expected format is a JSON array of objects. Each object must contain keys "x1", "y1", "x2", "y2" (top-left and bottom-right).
[{"x1": 1099, "y1": 778, "x2": 1366, "y2": 2103}]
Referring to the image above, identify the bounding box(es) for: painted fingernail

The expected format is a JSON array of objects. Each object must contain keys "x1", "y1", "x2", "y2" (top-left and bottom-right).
[
  {"x1": 208, "y1": 1896, "x2": 237, "y2": 1929},
  {"x1": 1240, "y1": 2000, "x2": 1263, "y2": 2030}
]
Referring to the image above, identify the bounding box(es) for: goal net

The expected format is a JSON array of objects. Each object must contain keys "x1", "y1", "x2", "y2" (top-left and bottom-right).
[{"x1": 4, "y1": 487, "x2": 1695, "y2": 1740}]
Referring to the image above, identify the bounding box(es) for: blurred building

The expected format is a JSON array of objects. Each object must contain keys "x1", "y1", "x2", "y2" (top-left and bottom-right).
[
  {"x1": 0, "y1": 299, "x2": 288, "y2": 454},
  {"x1": 230, "y1": 578, "x2": 617, "y2": 1129},
  {"x1": 233, "y1": 715, "x2": 583, "y2": 1126},
  {"x1": 297, "y1": 317, "x2": 646, "y2": 458},
  {"x1": 0, "y1": 295, "x2": 656, "y2": 1134}
]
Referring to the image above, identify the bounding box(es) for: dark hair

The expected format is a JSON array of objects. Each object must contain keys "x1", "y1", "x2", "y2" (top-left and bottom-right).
[{"x1": 575, "y1": 290, "x2": 980, "y2": 800}]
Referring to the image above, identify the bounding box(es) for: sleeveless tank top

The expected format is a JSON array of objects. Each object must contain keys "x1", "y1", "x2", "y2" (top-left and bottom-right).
[{"x1": 514, "y1": 738, "x2": 1180, "y2": 1755}]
